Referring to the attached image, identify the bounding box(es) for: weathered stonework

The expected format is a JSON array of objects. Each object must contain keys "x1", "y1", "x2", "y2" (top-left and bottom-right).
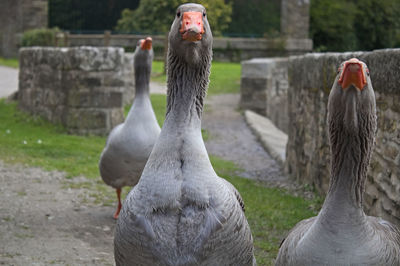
[
  {"x1": 281, "y1": 0, "x2": 310, "y2": 39},
  {"x1": 122, "y1": 52, "x2": 135, "y2": 105},
  {"x1": 59, "y1": 33, "x2": 313, "y2": 62},
  {"x1": 286, "y1": 50, "x2": 400, "y2": 226},
  {"x1": 0, "y1": 0, "x2": 48, "y2": 58},
  {"x1": 240, "y1": 58, "x2": 289, "y2": 133},
  {"x1": 18, "y1": 47, "x2": 129, "y2": 135},
  {"x1": 240, "y1": 49, "x2": 400, "y2": 226}
]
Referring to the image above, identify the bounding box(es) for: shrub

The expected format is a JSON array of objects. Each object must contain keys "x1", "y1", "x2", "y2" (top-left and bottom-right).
[
  {"x1": 115, "y1": 0, "x2": 232, "y2": 36},
  {"x1": 21, "y1": 27, "x2": 62, "y2": 47}
]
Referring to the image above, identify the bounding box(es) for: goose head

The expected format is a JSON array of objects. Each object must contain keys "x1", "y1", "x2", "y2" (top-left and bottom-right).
[
  {"x1": 328, "y1": 58, "x2": 376, "y2": 135},
  {"x1": 168, "y1": 3, "x2": 212, "y2": 65},
  {"x1": 134, "y1": 37, "x2": 154, "y2": 76}
]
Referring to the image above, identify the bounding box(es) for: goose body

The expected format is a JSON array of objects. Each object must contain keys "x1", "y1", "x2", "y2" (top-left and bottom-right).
[
  {"x1": 114, "y1": 4, "x2": 255, "y2": 265},
  {"x1": 99, "y1": 38, "x2": 160, "y2": 218},
  {"x1": 275, "y1": 58, "x2": 400, "y2": 265}
]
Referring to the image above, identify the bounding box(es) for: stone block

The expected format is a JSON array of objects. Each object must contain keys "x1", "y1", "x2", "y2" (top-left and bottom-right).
[
  {"x1": 110, "y1": 108, "x2": 124, "y2": 129},
  {"x1": 18, "y1": 47, "x2": 127, "y2": 136},
  {"x1": 241, "y1": 77, "x2": 268, "y2": 92},
  {"x1": 63, "y1": 47, "x2": 124, "y2": 71},
  {"x1": 65, "y1": 108, "x2": 108, "y2": 130}
]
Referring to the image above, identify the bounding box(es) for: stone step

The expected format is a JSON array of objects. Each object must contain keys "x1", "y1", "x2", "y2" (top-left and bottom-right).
[{"x1": 244, "y1": 110, "x2": 288, "y2": 165}]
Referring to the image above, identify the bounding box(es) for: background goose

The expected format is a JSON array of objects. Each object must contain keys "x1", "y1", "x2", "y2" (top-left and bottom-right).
[
  {"x1": 114, "y1": 3, "x2": 255, "y2": 265},
  {"x1": 275, "y1": 58, "x2": 400, "y2": 265},
  {"x1": 99, "y1": 37, "x2": 161, "y2": 219}
]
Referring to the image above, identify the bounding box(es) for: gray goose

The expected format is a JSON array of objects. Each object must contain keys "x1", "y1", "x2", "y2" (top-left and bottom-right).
[
  {"x1": 114, "y1": 3, "x2": 255, "y2": 265},
  {"x1": 99, "y1": 37, "x2": 161, "y2": 219},
  {"x1": 275, "y1": 58, "x2": 400, "y2": 265}
]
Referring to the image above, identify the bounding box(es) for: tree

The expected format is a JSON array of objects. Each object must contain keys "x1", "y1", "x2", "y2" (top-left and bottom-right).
[
  {"x1": 310, "y1": 0, "x2": 400, "y2": 52},
  {"x1": 353, "y1": 0, "x2": 400, "y2": 51},
  {"x1": 115, "y1": 0, "x2": 232, "y2": 36},
  {"x1": 310, "y1": 0, "x2": 357, "y2": 52},
  {"x1": 49, "y1": 0, "x2": 140, "y2": 31},
  {"x1": 226, "y1": 0, "x2": 281, "y2": 37}
]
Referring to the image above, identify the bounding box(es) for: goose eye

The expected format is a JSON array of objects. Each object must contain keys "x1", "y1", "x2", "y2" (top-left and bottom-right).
[
  {"x1": 366, "y1": 68, "x2": 370, "y2": 76},
  {"x1": 176, "y1": 12, "x2": 181, "y2": 18},
  {"x1": 337, "y1": 67, "x2": 341, "y2": 74},
  {"x1": 203, "y1": 12, "x2": 206, "y2": 17}
]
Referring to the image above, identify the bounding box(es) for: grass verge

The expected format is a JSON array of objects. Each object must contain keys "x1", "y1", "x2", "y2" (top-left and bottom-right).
[
  {"x1": 0, "y1": 96, "x2": 318, "y2": 265},
  {"x1": 152, "y1": 60, "x2": 241, "y2": 95},
  {"x1": 210, "y1": 156, "x2": 319, "y2": 265},
  {"x1": 0, "y1": 57, "x2": 19, "y2": 68}
]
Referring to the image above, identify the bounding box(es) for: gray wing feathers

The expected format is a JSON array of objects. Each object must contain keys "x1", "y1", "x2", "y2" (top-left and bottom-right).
[
  {"x1": 199, "y1": 194, "x2": 255, "y2": 265},
  {"x1": 219, "y1": 177, "x2": 246, "y2": 212},
  {"x1": 367, "y1": 216, "x2": 400, "y2": 264},
  {"x1": 275, "y1": 217, "x2": 316, "y2": 266}
]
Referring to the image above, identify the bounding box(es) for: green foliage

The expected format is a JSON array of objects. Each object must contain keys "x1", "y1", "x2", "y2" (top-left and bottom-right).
[
  {"x1": 21, "y1": 28, "x2": 61, "y2": 47},
  {"x1": 151, "y1": 61, "x2": 241, "y2": 95},
  {"x1": 310, "y1": 0, "x2": 357, "y2": 52},
  {"x1": 310, "y1": 0, "x2": 400, "y2": 51},
  {"x1": 353, "y1": 0, "x2": 400, "y2": 50},
  {"x1": 227, "y1": 0, "x2": 281, "y2": 37},
  {"x1": 115, "y1": 0, "x2": 232, "y2": 36},
  {"x1": 49, "y1": 0, "x2": 140, "y2": 31},
  {"x1": 0, "y1": 57, "x2": 19, "y2": 68}
]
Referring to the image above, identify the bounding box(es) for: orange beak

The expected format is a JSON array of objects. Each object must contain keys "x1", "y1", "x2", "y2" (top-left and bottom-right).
[
  {"x1": 179, "y1": 12, "x2": 204, "y2": 42},
  {"x1": 140, "y1": 37, "x2": 152, "y2": 50},
  {"x1": 338, "y1": 58, "x2": 367, "y2": 91}
]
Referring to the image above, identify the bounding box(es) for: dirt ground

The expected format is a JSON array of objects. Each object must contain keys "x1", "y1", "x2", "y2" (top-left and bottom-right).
[{"x1": 0, "y1": 93, "x2": 295, "y2": 265}]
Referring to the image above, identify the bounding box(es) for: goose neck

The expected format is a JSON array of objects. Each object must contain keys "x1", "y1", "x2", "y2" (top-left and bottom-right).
[
  {"x1": 321, "y1": 109, "x2": 376, "y2": 223},
  {"x1": 135, "y1": 66, "x2": 151, "y2": 96},
  {"x1": 165, "y1": 52, "x2": 210, "y2": 129}
]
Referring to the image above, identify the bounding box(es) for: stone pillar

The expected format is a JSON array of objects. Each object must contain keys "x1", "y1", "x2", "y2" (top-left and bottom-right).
[
  {"x1": 0, "y1": 0, "x2": 48, "y2": 58},
  {"x1": 281, "y1": 0, "x2": 310, "y2": 39},
  {"x1": 122, "y1": 52, "x2": 135, "y2": 105},
  {"x1": 18, "y1": 47, "x2": 126, "y2": 136},
  {"x1": 240, "y1": 58, "x2": 289, "y2": 133}
]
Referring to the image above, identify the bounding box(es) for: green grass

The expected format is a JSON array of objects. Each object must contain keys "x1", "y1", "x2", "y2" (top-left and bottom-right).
[
  {"x1": 0, "y1": 97, "x2": 319, "y2": 265},
  {"x1": 0, "y1": 57, "x2": 19, "y2": 68},
  {"x1": 0, "y1": 100, "x2": 104, "y2": 179},
  {"x1": 209, "y1": 156, "x2": 320, "y2": 265},
  {"x1": 151, "y1": 61, "x2": 167, "y2": 84},
  {"x1": 152, "y1": 60, "x2": 241, "y2": 95}
]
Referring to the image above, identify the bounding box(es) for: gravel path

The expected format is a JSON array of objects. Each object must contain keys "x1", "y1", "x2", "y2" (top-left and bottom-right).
[
  {"x1": 0, "y1": 89, "x2": 294, "y2": 265},
  {"x1": 0, "y1": 66, "x2": 18, "y2": 98},
  {"x1": 203, "y1": 94, "x2": 295, "y2": 188}
]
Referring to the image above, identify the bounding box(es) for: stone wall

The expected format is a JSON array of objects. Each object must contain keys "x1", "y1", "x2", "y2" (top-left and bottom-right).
[
  {"x1": 18, "y1": 47, "x2": 130, "y2": 136},
  {"x1": 240, "y1": 57, "x2": 289, "y2": 133},
  {"x1": 286, "y1": 50, "x2": 400, "y2": 225},
  {"x1": 122, "y1": 52, "x2": 135, "y2": 105},
  {"x1": 0, "y1": 0, "x2": 48, "y2": 58},
  {"x1": 240, "y1": 49, "x2": 400, "y2": 225},
  {"x1": 60, "y1": 33, "x2": 313, "y2": 62}
]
